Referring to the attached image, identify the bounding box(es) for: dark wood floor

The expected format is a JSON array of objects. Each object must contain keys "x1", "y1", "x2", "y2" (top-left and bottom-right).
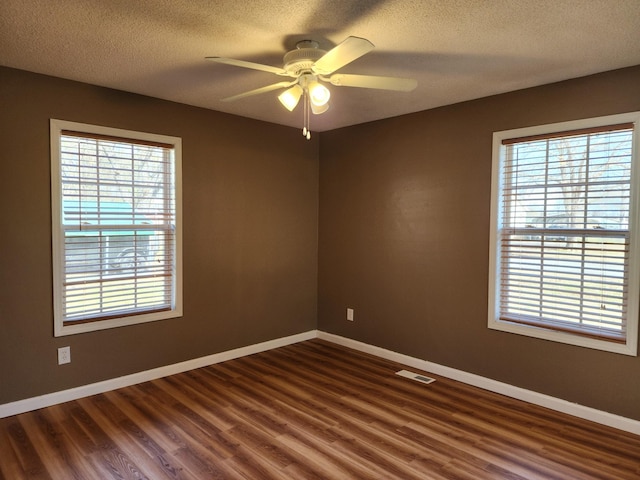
[{"x1": 1, "y1": 339, "x2": 639, "y2": 479}]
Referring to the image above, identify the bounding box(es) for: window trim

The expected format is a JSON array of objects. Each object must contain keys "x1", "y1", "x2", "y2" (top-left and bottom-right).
[
  {"x1": 51, "y1": 119, "x2": 183, "y2": 337},
  {"x1": 488, "y1": 112, "x2": 640, "y2": 356}
]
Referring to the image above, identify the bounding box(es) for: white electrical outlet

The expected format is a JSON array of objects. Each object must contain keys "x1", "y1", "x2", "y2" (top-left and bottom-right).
[
  {"x1": 346, "y1": 308, "x2": 354, "y2": 321},
  {"x1": 58, "y1": 346, "x2": 71, "y2": 365}
]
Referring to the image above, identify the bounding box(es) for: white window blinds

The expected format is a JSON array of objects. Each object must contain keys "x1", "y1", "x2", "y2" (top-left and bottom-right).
[
  {"x1": 497, "y1": 123, "x2": 634, "y2": 343},
  {"x1": 51, "y1": 120, "x2": 182, "y2": 335}
]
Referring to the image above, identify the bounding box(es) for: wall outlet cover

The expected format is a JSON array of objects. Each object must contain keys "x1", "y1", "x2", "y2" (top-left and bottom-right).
[{"x1": 58, "y1": 346, "x2": 71, "y2": 365}]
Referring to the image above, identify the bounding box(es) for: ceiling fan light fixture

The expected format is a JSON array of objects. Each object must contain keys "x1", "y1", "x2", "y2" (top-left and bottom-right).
[
  {"x1": 278, "y1": 84, "x2": 303, "y2": 111},
  {"x1": 308, "y1": 81, "x2": 330, "y2": 106},
  {"x1": 310, "y1": 101, "x2": 329, "y2": 115}
]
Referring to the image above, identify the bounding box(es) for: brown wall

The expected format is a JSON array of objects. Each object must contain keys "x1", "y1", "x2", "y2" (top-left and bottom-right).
[
  {"x1": 318, "y1": 65, "x2": 640, "y2": 420},
  {"x1": 0, "y1": 67, "x2": 319, "y2": 404},
  {"x1": 3, "y1": 63, "x2": 640, "y2": 422}
]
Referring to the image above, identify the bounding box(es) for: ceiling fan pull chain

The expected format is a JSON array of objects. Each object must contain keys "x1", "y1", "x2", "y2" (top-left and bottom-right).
[
  {"x1": 303, "y1": 91, "x2": 311, "y2": 139},
  {"x1": 302, "y1": 91, "x2": 306, "y2": 136}
]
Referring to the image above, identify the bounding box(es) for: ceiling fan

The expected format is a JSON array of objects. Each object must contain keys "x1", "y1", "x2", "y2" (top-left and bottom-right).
[{"x1": 206, "y1": 36, "x2": 417, "y2": 139}]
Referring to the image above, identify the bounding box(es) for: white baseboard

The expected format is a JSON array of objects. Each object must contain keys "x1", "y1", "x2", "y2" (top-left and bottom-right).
[
  {"x1": 3, "y1": 329, "x2": 639, "y2": 437},
  {"x1": 317, "y1": 331, "x2": 640, "y2": 436},
  {"x1": 0, "y1": 330, "x2": 317, "y2": 419}
]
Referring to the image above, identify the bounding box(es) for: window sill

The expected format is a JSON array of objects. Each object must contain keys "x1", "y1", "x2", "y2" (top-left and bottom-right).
[
  {"x1": 54, "y1": 308, "x2": 182, "y2": 337},
  {"x1": 488, "y1": 317, "x2": 637, "y2": 356}
]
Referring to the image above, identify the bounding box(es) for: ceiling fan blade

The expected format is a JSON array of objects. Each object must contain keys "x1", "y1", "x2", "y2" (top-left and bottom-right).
[
  {"x1": 312, "y1": 36, "x2": 375, "y2": 75},
  {"x1": 222, "y1": 81, "x2": 295, "y2": 102},
  {"x1": 206, "y1": 57, "x2": 291, "y2": 77},
  {"x1": 327, "y1": 74, "x2": 417, "y2": 92}
]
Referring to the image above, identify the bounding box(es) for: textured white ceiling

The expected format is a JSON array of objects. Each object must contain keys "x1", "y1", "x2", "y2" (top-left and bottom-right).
[{"x1": 2, "y1": 0, "x2": 640, "y2": 132}]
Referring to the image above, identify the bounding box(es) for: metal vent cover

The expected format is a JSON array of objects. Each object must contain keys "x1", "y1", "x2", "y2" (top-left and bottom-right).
[{"x1": 396, "y1": 369, "x2": 436, "y2": 385}]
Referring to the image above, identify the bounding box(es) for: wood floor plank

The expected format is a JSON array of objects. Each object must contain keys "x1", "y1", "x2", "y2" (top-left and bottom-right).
[
  {"x1": 1, "y1": 339, "x2": 639, "y2": 479},
  {"x1": 4, "y1": 416, "x2": 52, "y2": 479},
  {"x1": 76, "y1": 395, "x2": 186, "y2": 479},
  {"x1": 0, "y1": 421, "x2": 30, "y2": 479},
  {"x1": 102, "y1": 389, "x2": 241, "y2": 479},
  {"x1": 16, "y1": 409, "x2": 87, "y2": 480},
  {"x1": 222, "y1": 446, "x2": 289, "y2": 480}
]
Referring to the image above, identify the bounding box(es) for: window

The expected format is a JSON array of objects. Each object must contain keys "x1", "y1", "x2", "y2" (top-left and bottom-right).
[
  {"x1": 488, "y1": 112, "x2": 640, "y2": 355},
  {"x1": 51, "y1": 120, "x2": 182, "y2": 336}
]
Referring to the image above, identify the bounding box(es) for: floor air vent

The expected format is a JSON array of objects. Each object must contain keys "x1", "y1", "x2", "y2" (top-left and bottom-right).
[{"x1": 396, "y1": 369, "x2": 436, "y2": 385}]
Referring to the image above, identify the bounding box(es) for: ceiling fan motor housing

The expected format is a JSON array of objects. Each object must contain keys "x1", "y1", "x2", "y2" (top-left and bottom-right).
[{"x1": 283, "y1": 41, "x2": 326, "y2": 76}]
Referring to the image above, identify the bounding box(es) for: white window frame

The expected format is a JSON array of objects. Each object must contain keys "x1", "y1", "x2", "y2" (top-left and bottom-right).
[
  {"x1": 51, "y1": 119, "x2": 183, "y2": 336},
  {"x1": 488, "y1": 112, "x2": 640, "y2": 356}
]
